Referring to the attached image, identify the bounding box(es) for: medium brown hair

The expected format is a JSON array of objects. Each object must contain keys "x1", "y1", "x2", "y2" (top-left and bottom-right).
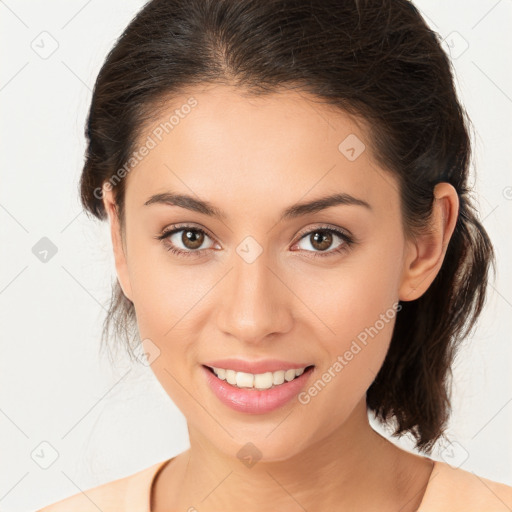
[{"x1": 79, "y1": 0, "x2": 495, "y2": 454}]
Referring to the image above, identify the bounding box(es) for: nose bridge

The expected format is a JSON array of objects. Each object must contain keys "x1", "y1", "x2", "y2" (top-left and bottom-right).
[{"x1": 216, "y1": 244, "x2": 292, "y2": 343}]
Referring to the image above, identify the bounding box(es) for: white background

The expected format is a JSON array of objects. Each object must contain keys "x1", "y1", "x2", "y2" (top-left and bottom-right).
[{"x1": 1, "y1": 1, "x2": 511, "y2": 510}]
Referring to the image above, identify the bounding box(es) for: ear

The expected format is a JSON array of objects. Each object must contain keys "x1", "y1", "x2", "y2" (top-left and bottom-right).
[
  {"x1": 399, "y1": 182, "x2": 459, "y2": 302},
  {"x1": 102, "y1": 184, "x2": 133, "y2": 302}
]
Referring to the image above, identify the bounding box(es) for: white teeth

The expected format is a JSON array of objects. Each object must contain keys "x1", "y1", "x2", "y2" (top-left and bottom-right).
[
  {"x1": 211, "y1": 366, "x2": 309, "y2": 389},
  {"x1": 284, "y1": 369, "x2": 296, "y2": 382},
  {"x1": 272, "y1": 371, "x2": 285, "y2": 386},
  {"x1": 215, "y1": 367, "x2": 226, "y2": 380},
  {"x1": 225, "y1": 369, "x2": 237, "y2": 385},
  {"x1": 254, "y1": 372, "x2": 273, "y2": 390},
  {"x1": 236, "y1": 372, "x2": 254, "y2": 388}
]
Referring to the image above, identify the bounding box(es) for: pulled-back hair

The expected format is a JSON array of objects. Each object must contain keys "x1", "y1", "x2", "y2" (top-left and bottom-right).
[{"x1": 79, "y1": 0, "x2": 495, "y2": 454}]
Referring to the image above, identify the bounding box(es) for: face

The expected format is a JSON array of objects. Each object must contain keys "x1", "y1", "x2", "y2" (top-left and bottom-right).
[{"x1": 103, "y1": 84, "x2": 449, "y2": 462}]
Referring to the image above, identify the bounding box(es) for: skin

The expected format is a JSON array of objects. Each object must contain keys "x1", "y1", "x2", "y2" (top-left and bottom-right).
[{"x1": 102, "y1": 84, "x2": 459, "y2": 511}]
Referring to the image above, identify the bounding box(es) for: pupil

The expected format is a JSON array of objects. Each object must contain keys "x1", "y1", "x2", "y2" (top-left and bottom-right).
[
  {"x1": 183, "y1": 229, "x2": 204, "y2": 249},
  {"x1": 312, "y1": 230, "x2": 332, "y2": 251}
]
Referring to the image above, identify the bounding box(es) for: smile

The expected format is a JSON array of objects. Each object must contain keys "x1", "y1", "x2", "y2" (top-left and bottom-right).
[
  {"x1": 206, "y1": 365, "x2": 312, "y2": 390},
  {"x1": 202, "y1": 364, "x2": 316, "y2": 414}
]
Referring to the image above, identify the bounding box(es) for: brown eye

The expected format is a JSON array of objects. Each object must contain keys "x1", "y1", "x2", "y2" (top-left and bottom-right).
[
  {"x1": 157, "y1": 225, "x2": 216, "y2": 256},
  {"x1": 181, "y1": 228, "x2": 205, "y2": 249},
  {"x1": 299, "y1": 229, "x2": 339, "y2": 252},
  {"x1": 157, "y1": 224, "x2": 353, "y2": 259},
  {"x1": 293, "y1": 226, "x2": 353, "y2": 258},
  {"x1": 309, "y1": 230, "x2": 333, "y2": 251}
]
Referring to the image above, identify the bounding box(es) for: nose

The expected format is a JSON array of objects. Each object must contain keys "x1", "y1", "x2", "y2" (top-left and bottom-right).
[{"x1": 215, "y1": 250, "x2": 294, "y2": 344}]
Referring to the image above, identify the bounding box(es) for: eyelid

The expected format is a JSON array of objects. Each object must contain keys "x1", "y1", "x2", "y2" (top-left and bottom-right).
[
  {"x1": 160, "y1": 222, "x2": 353, "y2": 241},
  {"x1": 160, "y1": 222, "x2": 216, "y2": 242},
  {"x1": 294, "y1": 223, "x2": 353, "y2": 242},
  {"x1": 156, "y1": 222, "x2": 356, "y2": 257}
]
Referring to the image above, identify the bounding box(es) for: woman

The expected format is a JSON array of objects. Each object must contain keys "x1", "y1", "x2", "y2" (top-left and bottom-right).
[{"x1": 38, "y1": 0, "x2": 512, "y2": 510}]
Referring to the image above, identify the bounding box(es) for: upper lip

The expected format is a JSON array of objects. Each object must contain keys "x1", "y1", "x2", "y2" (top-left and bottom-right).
[{"x1": 202, "y1": 358, "x2": 314, "y2": 374}]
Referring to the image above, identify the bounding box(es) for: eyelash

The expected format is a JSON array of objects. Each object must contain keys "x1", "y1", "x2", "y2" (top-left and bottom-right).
[{"x1": 154, "y1": 223, "x2": 356, "y2": 260}]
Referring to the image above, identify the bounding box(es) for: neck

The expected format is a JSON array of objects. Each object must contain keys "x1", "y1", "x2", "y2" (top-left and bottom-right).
[{"x1": 153, "y1": 399, "x2": 433, "y2": 512}]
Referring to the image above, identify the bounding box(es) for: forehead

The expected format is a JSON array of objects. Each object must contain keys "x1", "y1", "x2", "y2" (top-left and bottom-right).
[{"x1": 125, "y1": 84, "x2": 399, "y2": 218}]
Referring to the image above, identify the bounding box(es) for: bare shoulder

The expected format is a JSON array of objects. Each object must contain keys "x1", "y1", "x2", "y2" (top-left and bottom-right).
[
  {"x1": 420, "y1": 460, "x2": 512, "y2": 511},
  {"x1": 456, "y1": 469, "x2": 512, "y2": 510},
  {"x1": 36, "y1": 460, "x2": 168, "y2": 512},
  {"x1": 36, "y1": 475, "x2": 126, "y2": 512}
]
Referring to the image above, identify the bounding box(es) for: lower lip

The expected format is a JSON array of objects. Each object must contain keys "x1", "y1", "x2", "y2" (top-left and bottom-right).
[{"x1": 202, "y1": 365, "x2": 315, "y2": 414}]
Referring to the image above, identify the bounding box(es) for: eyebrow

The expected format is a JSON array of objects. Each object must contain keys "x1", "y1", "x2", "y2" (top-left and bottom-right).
[{"x1": 144, "y1": 191, "x2": 372, "y2": 220}]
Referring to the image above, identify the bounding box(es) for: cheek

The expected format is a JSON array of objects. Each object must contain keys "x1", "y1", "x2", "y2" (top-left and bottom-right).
[
  {"x1": 131, "y1": 262, "x2": 215, "y2": 342},
  {"x1": 296, "y1": 233, "x2": 403, "y2": 345},
  {"x1": 129, "y1": 255, "x2": 213, "y2": 412},
  {"x1": 294, "y1": 238, "x2": 402, "y2": 411},
  {"x1": 126, "y1": 220, "x2": 215, "y2": 338},
  {"x1": 296, "y1": 289, "x2": 399, "y2": 437},
  {"x1": 130, "y1": 221, "x2": 403, "y2": 351}
]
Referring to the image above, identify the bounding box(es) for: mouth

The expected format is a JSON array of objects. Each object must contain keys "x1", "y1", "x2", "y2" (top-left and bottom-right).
[
  {"x1": 201, "y1": 363, "x2": 315, "y2": 414},
  {"x1": 202, "y1": 364, "x2": 315, "y2": 390}
]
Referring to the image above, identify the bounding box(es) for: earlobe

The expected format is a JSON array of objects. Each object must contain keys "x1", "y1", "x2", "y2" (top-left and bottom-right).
[
  {"x1": 399, "y1": 182, "x2": 459, "y2": 302},
  {"x1": 101, "y1": 184, "x2": 134, "y2": 302}
]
